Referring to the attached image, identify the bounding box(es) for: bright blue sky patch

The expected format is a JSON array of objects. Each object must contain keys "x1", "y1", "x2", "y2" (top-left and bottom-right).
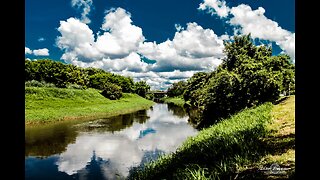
[{"x1": 25, "y1": 0, "x2": 295, "y2": 90}]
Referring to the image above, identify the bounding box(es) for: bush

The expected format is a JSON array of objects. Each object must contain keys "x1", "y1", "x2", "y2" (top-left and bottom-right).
[
  {"x1": 100, "y1": 82, "x2": 123, "y2": 100},
  {"x1": 25, "y1": 80, "x2": 56, "y2": 88},
  {"x1": 66, "y1": 83, "x2": 86, "y2": 89},
  {"x1": 167, "y1": 81, "x2": 187, "y2": 97},
  {"x1": 145, "y1": 93, "x2": 154, "y2": 100},
  {"x1": 134, "y1": 81, "x2": 150, "y2": 98}
]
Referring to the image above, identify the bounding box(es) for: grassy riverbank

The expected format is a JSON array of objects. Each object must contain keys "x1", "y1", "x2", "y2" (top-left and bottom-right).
[
  {"x1": 25, "y1": 87, "x2": 154, "y2": 125},
  {"x1": 162, "y1": 97, "x2": 185, "y2": 107},
  {"x1": 129, "y1": 96, "x2": 295, "y2": 179}
]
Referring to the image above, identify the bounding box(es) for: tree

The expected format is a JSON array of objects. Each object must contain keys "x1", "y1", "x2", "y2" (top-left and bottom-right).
[
  {"x1": 183, "y1": 34, "x2": 295, "y2": 127},
  {"x1": 167, "y1": 81, "x2": 187, "y2": 97},
  {"x1": 100, "y1": 82, "x2": 123, "y2": 100},
  {"x1": 134, "y1": 81, "x2": 150, "y2": 98}
]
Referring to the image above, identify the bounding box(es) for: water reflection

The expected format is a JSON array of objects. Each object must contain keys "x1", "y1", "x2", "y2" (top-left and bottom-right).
[
  {"x1": 167, "y1": 103, "x2": 188, "y2": 118},
  {"x1": 75, "y1": 110, "x2": 149, "y2": 133},
  {"x1": 25, "y1": 123, "x2": 78, "y2": 157},
  {"x1": 25, "y1": 104, "x2": 198, "y2": 179}
]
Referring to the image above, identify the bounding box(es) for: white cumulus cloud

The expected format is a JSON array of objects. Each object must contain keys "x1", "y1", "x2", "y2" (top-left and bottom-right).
[
  {"x1": 71, "y1": 0, "x2": 93, "y2": 24},
  {"x1": 33, "y1": 48, "x2": 50, "y2": 56},
  {"x1": 198, "y1": 0, "x2": 230, "y2": 18},
  {"x1": 139, "y1": 22, "x2": 224, "y2": 72},
  {"x1": 57, "y1": 7, "x2": 145, "y2": 63},
  {"x1": 199, "y1": 0, "x2": 295, "y2": 61},
  {"x1": 25, "y1": 47, "x2": 32, "y2": 54},
  {"x1": 25, "y1": 47, "x2": 50, "y2": 56},
  {"x1": 229, "y1": 4, "x2": 295, "y2": 60},
  {"x1": 98, "y1": 7, "x2": 145, "y2": 58},
  {"x1": 56, "y1": 8, "x2": 226, "y2": 89}
]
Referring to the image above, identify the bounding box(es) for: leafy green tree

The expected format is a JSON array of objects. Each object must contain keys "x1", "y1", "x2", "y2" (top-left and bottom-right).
[
  {"x1": 134, "y1": 81, "x2": 150, "y2": 98},
  {"x1": 101, "y1": 82, "x2": 123, "y2": 100},
  {"x1": 167, "y1": 81, "x2": 187, "y2": 97},
  {"x1": 183, "y1": 72, "x2": 210, "y2": 105},
  {"x1": 183, "y1": 34, "x2": 295, "y2": 127}
]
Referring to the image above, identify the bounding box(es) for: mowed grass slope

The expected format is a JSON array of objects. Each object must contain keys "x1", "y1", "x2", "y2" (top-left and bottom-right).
[{"x1": 25, "y1": 87, "x2": 154, "y2": 125}]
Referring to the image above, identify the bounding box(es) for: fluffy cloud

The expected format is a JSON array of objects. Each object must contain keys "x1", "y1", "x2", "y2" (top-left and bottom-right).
[
  {"x1": 25, "y1": 47, "x2": 50, "y2": 56},
  {"x1": 25, "y1": 47, "x2": 32, "y2": 54},
  {"x1": 38, "y1": 37, "x2": 45, "y2": 42},
  {"x1": 117, "y1": 70, "x2": 200, "y2": 90},
  {"x1": 139, "y1": 22, "x2": 224, "y2": 72},
  {"x1": 56, "y1": 18, "x2": 98, "y2": 62},
  {"x1": 57, "y1": 7, "x2": 145, "y2": 63},
  {"x1": 71, "y1": 0, "x2": 93, "y2": 24},
  {"x1": 32, "y1": 48, "x2": 50, "y2": 56},
  {"x1": 70, "y1": 52, "x2": 150, "y2": 72},
  {"x1": 229, "y1": 4, "x2": 295, "y2": 60},
  {"x1": 199, "y1": 1, "x2": 295, "y2": 60},
  {"x1": 56, "y1": 8, "x2": 226, "y2": 89},
  {"x1": 276, "y1": 33, "x2": 295, "y2": 61},
  {"x1": 98, "y1": 8, "x2": 145, "y2": 58},
  {"x1": 198, "y1": 0, "x2": 230, "y2": 18}
]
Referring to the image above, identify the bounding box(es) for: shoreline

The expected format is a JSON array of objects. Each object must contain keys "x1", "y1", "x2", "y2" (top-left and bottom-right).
[
  {"x1": 129, "y1": 96, "x2": 295, "y2": 179},
  {"x1": 25, "y1": 87, "x2": 155, "y2": 126}
]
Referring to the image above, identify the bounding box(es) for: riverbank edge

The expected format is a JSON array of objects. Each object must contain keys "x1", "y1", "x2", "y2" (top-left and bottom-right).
[
  {"x1": 25, "y1": 87, "x2": 155, "y2": 126},
  {"x1": 128, "y1": 96, "x2": 295, "y2": 179},
  {"x1": 161, "y1": 97, "x2": 185, "y2": 107}
]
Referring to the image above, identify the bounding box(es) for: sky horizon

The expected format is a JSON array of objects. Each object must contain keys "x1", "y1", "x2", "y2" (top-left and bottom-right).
[{"x1": 25, "y1": 0, "x2": 295, "y2": 90}]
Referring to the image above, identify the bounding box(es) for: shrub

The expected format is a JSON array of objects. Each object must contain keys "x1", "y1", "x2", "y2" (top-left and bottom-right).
[
  {"x1": 134, "y1": 81, "x2": 150, "y2": 98},
  {"x1": 25, "y1": 80, "x2": 56, "y2": 88},
  {"x1": 100, "y1": 82, "x2": 123, "y2": 100},
  {"x1": 66, "y1": 83, "x2": 86, "y2": 89}
]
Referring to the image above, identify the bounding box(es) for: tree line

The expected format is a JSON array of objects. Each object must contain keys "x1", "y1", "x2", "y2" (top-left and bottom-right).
[
  {"x1": 25, "y1": 59, "x2": 150, "y2": 99},
  {"x1": 166, "y1": 34, "x2": 295, "y2": 127}
]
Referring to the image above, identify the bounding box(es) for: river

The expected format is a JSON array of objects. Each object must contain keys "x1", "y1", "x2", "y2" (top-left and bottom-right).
[{"x1": 25, "y1": 103, "x2": 198, "y2": 179}]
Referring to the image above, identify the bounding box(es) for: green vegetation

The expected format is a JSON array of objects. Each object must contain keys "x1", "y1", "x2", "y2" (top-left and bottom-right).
[
  {"x1": 134, "y1": 81, "x2": 151, "y2": 98},
  {"x1": 180, "y1": 34, "x2": 295, "y2": 127},
  {"x1": 129, "y1": 96, "x2": 295, "y2": 179},
  {"x1": 25, "y1": 87, "x2": 154, "y2": 125},
  {"x1": 25, "y1": 59, "x2": 151, "y2": 98},
  {"x1": 236, "y1": 96, "x2": 295, "y2": 179},
  {"x1": 162, "y1": 97, "x2": 185, "y2": 107},
  {"x1": 129, "y1": 102, "x2": 273, "y2": 179},
  {"x1": 100, "y1": 82, "x2": 123, "y2": 100},
  {"x1": 167, "y1": 81, "x2": 187, "y2": 97}
]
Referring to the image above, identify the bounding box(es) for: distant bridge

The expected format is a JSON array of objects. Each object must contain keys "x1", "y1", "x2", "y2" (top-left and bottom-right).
[{"x1": 147, "y1": 91, "x2": 167, "y2": 101}]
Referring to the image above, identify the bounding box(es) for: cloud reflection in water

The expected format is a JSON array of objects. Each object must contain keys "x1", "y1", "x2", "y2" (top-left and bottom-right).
[{"x1": 55, "y1": 104, "x2": 198, "y2": 178}]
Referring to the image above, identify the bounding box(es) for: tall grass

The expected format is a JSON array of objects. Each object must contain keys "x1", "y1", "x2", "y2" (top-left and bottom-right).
[
  {"x1": 25, "y1": 87, "x2": 154, "y2": 125},
  {"x1": 128, "y1": 103, "x2": 273, "y2": 179}
]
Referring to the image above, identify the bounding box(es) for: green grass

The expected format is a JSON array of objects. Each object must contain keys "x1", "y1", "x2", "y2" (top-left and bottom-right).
[
  {"x1": 25, "y1": 87, "x2": 154, "y2": 125},
  {"x1": 162, "y1": 97, "x2": 185, "y2": 107},
  {"x1": 129, "y1": 102, "x2": 273, "y2": 179},
  {"x1": 236, "y1": 96, "x2": 295, "y2": 179},
  {"x1": 129, "y1": 96, "x2": 295, "y2": 179}
]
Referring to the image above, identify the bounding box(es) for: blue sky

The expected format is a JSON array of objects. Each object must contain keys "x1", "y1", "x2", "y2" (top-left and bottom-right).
[{"x1": 25, "y1": 0, "x2": 295, "y2": 90}]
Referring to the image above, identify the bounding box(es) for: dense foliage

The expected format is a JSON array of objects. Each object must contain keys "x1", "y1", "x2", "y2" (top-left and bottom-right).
[
  {"x1": 133, "y1": 81, "x2": 151, "y2": 98},
  {"x1": 183, "y1": 34, "x2": 295, "y2": 127},
  {"x1": 101, "y1": 82, "x2": 123, "y2": 100},
  {"x1": 167, "y1": 81, "x2": 187, "y2": 97},
  {"x1": 25, "y1": 59, "x2": 150, "y2": 99}
]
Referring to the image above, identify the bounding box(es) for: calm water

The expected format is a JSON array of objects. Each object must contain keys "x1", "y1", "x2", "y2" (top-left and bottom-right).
[{"x1": 25, "y1": 103, "x2": 198, "y2": 179}]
